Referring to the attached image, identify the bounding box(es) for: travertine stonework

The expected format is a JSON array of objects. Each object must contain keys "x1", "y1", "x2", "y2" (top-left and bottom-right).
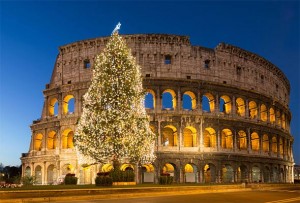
[{"x1": 21, "y1": 34, "x2": 294, "y2": 184}]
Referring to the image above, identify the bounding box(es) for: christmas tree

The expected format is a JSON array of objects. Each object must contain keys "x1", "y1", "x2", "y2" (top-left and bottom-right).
[{"x1": 74, "y1": 24, "x2": 156, "y2": 166}]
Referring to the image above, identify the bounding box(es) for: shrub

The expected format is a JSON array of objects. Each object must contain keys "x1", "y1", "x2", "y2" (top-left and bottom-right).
[
  {"x1": 95, "y1": 176, "x2": 113, "y2": 186},
  {"x1": 64, "y1": 173, "x2": 78, "y2": 185},
  {"x1": 21, "y1": 175, "x2": 36, "y2": 186},
  {"x1": 110, "y1": 169, "x2": 135, "y2": 182},
  {"x1": 159, "y1": 174, "x2": 173, "y2": 185}
]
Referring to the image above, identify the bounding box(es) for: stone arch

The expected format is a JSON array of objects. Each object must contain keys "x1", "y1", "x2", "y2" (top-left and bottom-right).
[
  {"x1": 252, "y1": 165, "x2": 261, "y2": 182},
  {"x1": 35, "y1": 165, "x2": 42, "y2": 184},
  {"x1": 260, "y1": 104, "x2": 267, "y2": 122},
  {"x1": 203, "y1": 163, "x2": 216, "y2": 183},
  {"x1": 142, "y1": 164, "x2": 155, "y2": 183},
  {"x1": 221, "y1": 128, "x2": 233, "y2": 149},
  {"x1": 272, "y1": 136, "x2": 277, "y2": 153},
  {"x1": 61, "y1": 164, "x2": 74, "y2": 175},
  {"x1": 47, "y1": 131, "x2": 57, "y2": 150},
  {"x1": 162, "y1": 89, "x2": 176, "y2": 110},
  {"x1": 120, "y1": 163, "x2": 134, "y2": 171},
  {"x1": 222, "y1": 164, "x2": 234, "y2": 183},
  {"x1": 162, "y1": 163, "x2": 176, "y2": 182},
  {"x1": 183, "y1": 126, "x2": 197, "y2": 147},
  {"x1": 202, "y1": 93, "x2": 215, "y2": 112},
  {"x1": 238, "y1": 130, "x2": 247, "y2": 150},
  {"x1": 49, "y1": 97, "x2": 58, "y2": 116},
  {"x1": 279, "y1": 137, "x2": 284, "y2": 156},
  {"x1": 269, "y1": 108, "x2": 275, "y2": 124},
  {"x1": 145, "y1": 89, "x2": 155, "y2": 109},
  {"x1": 251, "y1": 132, "x2": 260, "y2": 151},
  {"x1": 63, "y1": 94, "x2": 75, "y2": 114},
  {"x1": 236, "y1": 97, "x2": 245, "y2": 117},
  {"x1": 101, "y1": 164, "x2": 113, "y2": 172},
  {"x1": 182, "y1": 91, "x2": 196, "y2": 110},
  {"x1": 203, "y1": 127, "x2": 216, "y2": 148},
  {"x1": 249, "y1": 101, "x2": 258, "y2": 119},
  {"x1": 237, "y1": 165, "x2": 248, "y2": 183},
  {"x1": 276, "y1": 110, "x2": 281, "y2": 126},
  {"x1": 47, "y1": 164, "x2": 55, "y2": 184},
  {"x1": 162, "y1": 125, "x2": 178, "y2": 146},
  {"x1": 61, "y1": 128, "x2": 74, "y2": 149},
  {"x1": 25, "y1": 166, "x2": 31, "y2": 176},
  {"x1": 34, "y1": 133, "x2": 43, "y2": 151},
  {"x1": 184, "y1": 163, "x2": 198, "y2": 183},
  {"x1": 262, "y1": 134, "x2": 269, "y2": 152},
  {"x1": 219, "y1": 95, "x2": 231, "y2": 114}
]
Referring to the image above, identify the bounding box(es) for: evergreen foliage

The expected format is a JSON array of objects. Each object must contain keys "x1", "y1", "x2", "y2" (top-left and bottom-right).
[{"x1": 74, "y1": 29, "x2": 156, "y2": 165}]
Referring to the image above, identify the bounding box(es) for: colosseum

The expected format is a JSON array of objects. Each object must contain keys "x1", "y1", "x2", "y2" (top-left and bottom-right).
[{"x1": 21, "y1": 34, "x2": 294, "y2": 185}]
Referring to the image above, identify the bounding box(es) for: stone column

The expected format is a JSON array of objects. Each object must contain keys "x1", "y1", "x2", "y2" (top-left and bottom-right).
[
  {"x1": 217, "y1": 129, "x2": 220, "y2": 151},
  {"x1": 158, "y1": 121, "x2": 162, "y2": 147},
  {"x1": 245, "y1": 99, "x2": 249, "y2": 118},
  {"x1": 198, "y1": 90, "x2": 202, "y2": 112},
  {"x1": 259, "y1": 132, "x2": 263, "y2": 155},
  {"x1": 277, "y1": 135, "x2": 280, "y2": 158},
  {"x1": 232, "y1": 95, "x2": 236, "y2": 116},
  {"x1": 247, "y1": 128, "x2": 251, "y2": 153},
  {"x1": 44, "y1": 161, "x2": 47, "y2": 185},
  {"x1": 199, "y1": 118, "x2": 204, "y2": 150},
  {"x1": 233, "y1": 130, "x2": 237, "y2": 152},
  {"x1": 156, "y1": 88, "x2": 161, "y2": 112},
  {"x1": 177, "y1": 88, "x2": 181, "y2": 112},
  {"x1": 215, "y1": 93, "x2": 219, "y2": 113}
]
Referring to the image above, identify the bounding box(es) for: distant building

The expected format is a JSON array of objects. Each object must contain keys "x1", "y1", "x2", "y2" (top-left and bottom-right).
[{"x1": 21, "y1": 34, "x2": 294, "y2": 184}]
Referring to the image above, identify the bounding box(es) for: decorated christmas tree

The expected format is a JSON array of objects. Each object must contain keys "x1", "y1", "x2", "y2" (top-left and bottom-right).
[{"x1": 74, "y1": 23, "x2": 156, "y2": 167}]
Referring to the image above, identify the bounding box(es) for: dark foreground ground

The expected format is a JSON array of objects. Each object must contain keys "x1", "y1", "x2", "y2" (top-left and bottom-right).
[{"x1": 1, "y1": 184, "x2": 299, "y2": 203}]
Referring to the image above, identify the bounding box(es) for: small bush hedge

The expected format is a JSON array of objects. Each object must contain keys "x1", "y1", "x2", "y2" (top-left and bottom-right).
[
  {"x1": 110, "y1": 169, "x2": 135, "y2": 182},
  {"x1": 159, "y1": 173, "x2": 173, "y2": 185},
  {"x1": 64, "y1": 173, "x2": 78, "y2": 185},
  {"x1": 95, "y1": 176, "x2": 113, "y2": 186}
]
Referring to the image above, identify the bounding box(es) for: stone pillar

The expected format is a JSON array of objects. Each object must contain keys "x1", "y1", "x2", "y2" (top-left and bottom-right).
[
  {"x1": 232, "y1": 95, "x2": 236, "y2": 115},
  {"x1": 233, "y1": 130, "x2": 237, "y2": 152},
  {"x1": 245, "y1": 99, "x2": 249, "y2": 118},
  {"x1": 267, "y1": 106, "x2": 270, "y2": 123},
  {"x1": 199, "y1": 167, "x2": 203, "y2": 183},
  {"x1": 158, "y1": 121, "x2": 162, "y2": 147},
  {"x1": 257, "y1": 103, "x2": 261, "y2": 120},
  {"x1": 259, "y1": 132, "x2": 263, "y2": 155},
  {"x1": 199, "y1": 118, "x2": 204, "y2": 149},
  {"x1": 177, "y1": 88, "x2": 181, "y2": 112},
  {"x1": 198, "y1": 91, "x2": 202, "y2": 112},
  {"x1": 247, "y1": 128, "x2": 251, "y2": 153},
  {"x1": 156, "y1": 88, "x2": 161, "y2": 111},
  {"x1": 215, "y1": 93, "x2": 219, "y2": 113},
  {"x1": 75, "y1": 90, "x2": 80, "y2": 116},
  {"x1": 217, "y1": 129, "x2": 220, "y2": 151},
  {"x1": 44, "y1": 161, "x2": 47, "y2": 185},
  {"x1": 277, "y1": 135, "x2": 280, "y2": 158}
]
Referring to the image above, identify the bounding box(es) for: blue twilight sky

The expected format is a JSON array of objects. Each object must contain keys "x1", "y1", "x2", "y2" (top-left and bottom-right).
[{"x1": 0, "y1": 1, "x2": 299, "y2": 166}]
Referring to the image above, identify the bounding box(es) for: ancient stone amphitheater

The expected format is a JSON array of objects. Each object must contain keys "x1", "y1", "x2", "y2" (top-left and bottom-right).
[{"x1": 21, "y1": 34, "x2": 294, "y2": 185}]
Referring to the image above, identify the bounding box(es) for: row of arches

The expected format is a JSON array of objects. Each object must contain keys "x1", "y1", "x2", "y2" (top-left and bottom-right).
[
  {"x1": 145, "y1": 89, "x2": 289, "y2": 130},
  {"x1": 159, "y1": 125, "x2": 291, "y2": 158},
  {"x1": 23, "y1": 161, "x2": 292, "y2": 185},
  {"x1": 33, "y1": 129, "x2": 74, "y2": 151},
  {"x1": 48, "y1": 95, "x2": 75, "y2": 116}
]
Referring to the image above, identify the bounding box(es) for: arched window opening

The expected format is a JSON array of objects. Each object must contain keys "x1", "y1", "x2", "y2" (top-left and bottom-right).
[
  {"x1": 260, "y1": 104, "x2": 267, "y2": 122},
  {"x1": 120, "y1": 164, "x2": 134, "y2": 171},
  {"x1": 272, "y1": 136, "x2": 277, "y2": 153},
  {"x1": 203, "y1": 127, "x2": 216, "y2": 148},
  {"x1": 276, "y1": 110, "x2": 281, "y2": 127},
  {"x1": 264, "y1": 166, "x2": 271, "y2": 183},
  {"x1": 237, "y1": 165, "x2": 247, "y2": 183},
  {"x1": 63, "y1": 95, "x2": 75, "y2": 114},
  {"x1": 202, "y1": 93, "x2": 215, "y2": 112},
  {"x1": 162, "y1": 89, "x2": 176, "y2": 110},
  {"x1": 101, "y1": 164, "x2": 113, "y2": 172},
  {"x1": 35, "y1": 165, "x2": 42, "y2": 185},
  {"x1": 219, "y1": 95, "x2": 231, "y2": 114},
  {"x1": 236, "y1": 98, "x2": 245, "y2": 117},
  {"x1": 249, "y1": 101, "x2": 258, "y2": 119},
  {"x1": 238, "y1": 130, "x2": 247, "y2": 150},
  {"x1": 142, "y1": 164, "x2": 155, "y2": 172},
  {"x1": 221, "y1": 129, "x2": 233, "y2": 149},
  {"x1": 204, "y1": 164, "x2": 216, "y2": 183},
  {"x1": 47, "y1": 165, "x2": 55, "y2": 184},
  {"x1": 252, "y1": 166, "x2": 260, "y2": 182},
  {"x1": 251, "y1": 132, "x2": 260, "y2": 151},
  {"x1": 145, "y1": 89, "x2": 155, "y2": 109},
  {"x1": 62, "y1": 129, "x2": 74, "y2": 149},
  {"x1": 222, "y1": 165, "x2": 234, "y2": 183},
  {"x1": 281, "y1": 114, "x2": 286, "y2": 129},
  {"x1": 47, "y1": 131, "x2": 57, "y2": 150},
  {"x1": 270, "y1": 108, "x2": 275, "y2": 124},
  {"x1": 162, "y1": 163, "x2": 175, "y2": 180},
  {"x1": 49, "y1": 98, "x2": 58, "y2": 116},
  {"x1": 279, "y1": 138, "x2": 283, "y2": 156},
  {"x1": 183, "y1": 127, "x2": 197, "y2": 147},
  {"x1": 34, "y1": 133, "x2": 43, "y2": 151},
  {"x1": 162, "y1": 125, "x2": 177, "y2": 146},
  {"x1": 182, "y1": 91, "x2": 196, "y2": 110},
  {"x1": 263, "y1": 134, "x2": 269, "y2": 152},
  {"x1": 25, "y1": 166, "x2": 31, "y2": 177}
]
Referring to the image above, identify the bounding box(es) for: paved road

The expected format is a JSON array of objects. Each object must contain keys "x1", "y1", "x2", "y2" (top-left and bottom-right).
[{"x1": 56, "y1": 188, "x2": 300, "y2": 203}]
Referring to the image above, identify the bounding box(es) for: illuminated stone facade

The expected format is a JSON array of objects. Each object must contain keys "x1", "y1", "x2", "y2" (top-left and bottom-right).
[{"x1": 21, "y1": 34, "x2": 294, "y2": 184}]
